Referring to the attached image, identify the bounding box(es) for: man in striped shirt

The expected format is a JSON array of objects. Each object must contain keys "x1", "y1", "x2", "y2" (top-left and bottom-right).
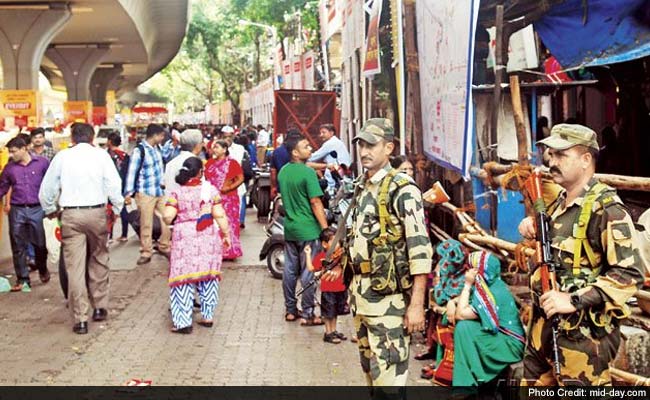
[{"x1": 123, "y1": 124, "x2": 171, "y2": 265}]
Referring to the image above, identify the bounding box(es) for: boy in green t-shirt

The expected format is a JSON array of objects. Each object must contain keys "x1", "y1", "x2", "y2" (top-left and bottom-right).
[{"x1": 278, "y1": 135, "x2": 328, "y2": 325}]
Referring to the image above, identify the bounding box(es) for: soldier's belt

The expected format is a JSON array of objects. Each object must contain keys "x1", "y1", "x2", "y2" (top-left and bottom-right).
[{"x1": 351, "y1": 261, "x2": 371, "y2": 275}]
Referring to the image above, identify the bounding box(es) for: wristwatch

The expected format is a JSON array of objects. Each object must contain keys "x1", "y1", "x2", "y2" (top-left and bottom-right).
[{"x1": 570, "y1": 292, "x2": 584, "y2": 311}]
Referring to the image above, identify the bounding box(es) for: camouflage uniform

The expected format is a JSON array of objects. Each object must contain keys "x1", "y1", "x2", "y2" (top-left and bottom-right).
[
  {"x1": 524, "y1": 125, "x2": 645, "y2": 386},
  {"x1": 346, "y1": 119, "x2": 433, "y2": 388}
]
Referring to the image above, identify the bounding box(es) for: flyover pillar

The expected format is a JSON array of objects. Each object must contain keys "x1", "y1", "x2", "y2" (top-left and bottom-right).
[
  {"x1": 90, "y1": 64, "x2": 123, "y2": 106},
  {"x1": 0, "y1": 3, "x2": 71, "y2": 90},
  {"x1": 46, "y1": 44, "x2": 110, "y2": 101}
]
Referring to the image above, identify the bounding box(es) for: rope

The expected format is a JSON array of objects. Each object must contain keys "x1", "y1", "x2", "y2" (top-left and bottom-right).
[
  {"x1": 500, "y1": 163, "x2": 533, "y2": 195},
  {"x1": 482, "y1": 161, "x2": 500, "y2": 189},
  {"x1": 514, "y1": 240, "x2": 535, "y2": 273}
]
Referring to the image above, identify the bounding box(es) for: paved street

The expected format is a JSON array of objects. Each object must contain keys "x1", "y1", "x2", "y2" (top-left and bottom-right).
[{"x1": 0, "y1": 210, "x2": 430, "y2": 386}]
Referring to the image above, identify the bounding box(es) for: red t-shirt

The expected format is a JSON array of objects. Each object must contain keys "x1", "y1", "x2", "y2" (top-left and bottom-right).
[{"x1": 312, "y1": 252, "x2": 346, "y2": 292}]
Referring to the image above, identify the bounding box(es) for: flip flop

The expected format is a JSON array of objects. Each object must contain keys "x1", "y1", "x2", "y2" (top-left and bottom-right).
[
  {"x1": 300, "y1": 316, "x2": 325, "y2": 326},
  {"x1": 285, "y1": 312, "x2": 297, "y2": 322}
]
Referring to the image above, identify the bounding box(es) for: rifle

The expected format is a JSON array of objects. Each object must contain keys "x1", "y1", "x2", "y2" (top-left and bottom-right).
[
  {"x1": 523, "y1": 168, "x2": 562, "y2": 377},
  {"x1": 296, "y1": 184, "x2": 361, "y2": 297}
]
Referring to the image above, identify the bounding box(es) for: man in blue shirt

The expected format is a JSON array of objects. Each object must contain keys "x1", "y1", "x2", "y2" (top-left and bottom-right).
[
  {"x1": 124, "y1": 124, "x2": 170, "y2": 265},
  {"x1": 270, "y1": 128, "x2": 301, "y2": 198},
  {"x1": 307, "y1": 124, "x2": 351, "y2": 190}
]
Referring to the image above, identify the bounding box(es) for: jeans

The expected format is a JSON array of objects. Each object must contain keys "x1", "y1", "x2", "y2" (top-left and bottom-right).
[
  {"x1": 283, "y1": 239, "x2": 320, "y2": 318},
  {"x1": 9, "y1": 205, "x2": 48, "y2": 284},
  {"x1": 240, "y1": 194, "x2": 246, "y2": 224}
]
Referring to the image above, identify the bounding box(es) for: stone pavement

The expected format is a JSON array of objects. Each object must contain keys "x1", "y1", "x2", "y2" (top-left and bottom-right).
[{"x1": 0, "y1": 209, "x2": 431, "y2": 386}]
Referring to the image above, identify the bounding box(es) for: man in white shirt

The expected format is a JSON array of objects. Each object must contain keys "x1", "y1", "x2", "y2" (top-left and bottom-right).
[
  {"x1": 307, "y1": 123, "x2": 352, "y2": 189},
  {"x1": 164, "y1": 129, "x2": 204, "y2": 195},
  {"x1": 39, "y1": 123, "x2": 124, "y2": 335},
  {"x1": 256, "y1": 124, "x2": 270, "y2": 164}
]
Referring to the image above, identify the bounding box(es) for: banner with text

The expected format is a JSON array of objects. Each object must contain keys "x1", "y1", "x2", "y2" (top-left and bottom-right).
[
  {"x1": 0, "y1": 90, "x2": 42, "y2": 128},
  {"x1": 362, "y1": 0, "x2": 382, "y2": 76},
  {"x1": 416, "y1": 0, "x2": 480, "y2": 176},
  {"x1": 303, "y1": 51, "x2": 315, "y2": 90},
  {"x1": 64, "y1": 101, "x2": 93, "y2": 125}
]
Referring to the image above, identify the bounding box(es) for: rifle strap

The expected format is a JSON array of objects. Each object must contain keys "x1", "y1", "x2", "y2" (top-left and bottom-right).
[
  {"x1": 572, "y1": 182, "x2": 608, "y2": 275},
  {"x1": 324, "y1": 181, "x2": 362, "y2": 262}
]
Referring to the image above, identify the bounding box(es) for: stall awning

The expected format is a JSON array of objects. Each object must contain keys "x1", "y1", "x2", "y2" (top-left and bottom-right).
[{"x1": 534, "y1": 0, "x2": 650, "y2": 69}]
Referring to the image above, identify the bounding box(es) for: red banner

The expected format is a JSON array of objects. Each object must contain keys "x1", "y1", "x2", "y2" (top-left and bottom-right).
[{"x1": 362, "y1": 0, "x2": 382, "y2": 76}]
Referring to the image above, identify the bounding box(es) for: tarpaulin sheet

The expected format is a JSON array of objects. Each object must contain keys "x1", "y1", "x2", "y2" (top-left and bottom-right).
[{"x1": 534, "y1": 0, "x2": 650, "y2": 69}]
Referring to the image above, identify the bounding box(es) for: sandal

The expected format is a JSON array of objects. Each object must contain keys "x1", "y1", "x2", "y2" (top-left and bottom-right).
[
  {"x1": 323, "y1": 332, "x2": 341, "y2": 344},
  {"x1": 171, "y1": 326, "x2": 193, "y2": 334},
  {"x1": 198, "y1": 320, "x2": 213, "y2": 328},
  {"x1": 285, "y1": 312, "x2": 297, "y2": 322},
  {"x1": 300, "y1": 316, "x2": 325, "y2": 326},
  {"x1": 334, "y1": 331, "x2": 348, "y2": 341}
]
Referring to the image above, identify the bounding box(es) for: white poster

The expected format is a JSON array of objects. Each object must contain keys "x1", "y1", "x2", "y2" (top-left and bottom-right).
[
  {"x1": 416, "y1": 0, "x2": 480, "y2": 176},
  {"x1": 282, "y1": 61, "x2": 292, "y2": 89},
  {"x1": 303, "y1": 51, "x2": 315, "y2": 90},
  {"x1": 291, "y1": 56, "x2": 303, "y2": 90},
  {"x1": 487, "y1": 25, "x2": 539, "y2": 72}
]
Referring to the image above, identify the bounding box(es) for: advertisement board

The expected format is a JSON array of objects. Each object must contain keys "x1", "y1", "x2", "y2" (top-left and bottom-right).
[
  {"x1": 64, "y1": 101, "x2": 93, "y2": 124},
  {"x1": 0, "y1": 90, "x2": 42, "y2": 128}
]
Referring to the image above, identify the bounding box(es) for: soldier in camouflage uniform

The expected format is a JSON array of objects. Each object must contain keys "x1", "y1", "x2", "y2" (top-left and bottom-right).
[
  {"x1": 519, "y1": 124, "x2": 644, "y2": 385},
  {"x1": 345, "y1": 118, "x2": 433, "y2": 391}
]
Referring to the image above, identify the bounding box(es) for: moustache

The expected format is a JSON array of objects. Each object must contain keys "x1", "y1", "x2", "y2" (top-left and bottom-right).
[
  {"x1": 550, "y1": 167, "x2": 562, "y2": 175},
  {"x1": 361, "y1": 156, "x2": 372, "y2": 162}
]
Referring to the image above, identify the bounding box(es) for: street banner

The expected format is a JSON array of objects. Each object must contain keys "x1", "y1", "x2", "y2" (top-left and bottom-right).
[
  {"x1": 362, "y1": 0, "x2": 382, "y2": 77},
  {"x1": 320, "y1": 0, "x2": 342, "y2": 43},
  {"x1": 93, "y1": 106, "x2": 107, "y2": 126},
  {"x1": 487, "y1": 25, "x2": 538, "y2": 72},
  {"x1": 292, "y1": 56, "x2": 303, "y2": 90},
  {"x1": 106, "y1": 90, "x2": 116, "y2": 124},
  {"x1": 64, "y1": 101, "x2": 93, "y2": 125},
  {"x1": 0, "y1": 90, "x2": 42, "y2": 128},
  {"x1": 416, "y1": 0, "x2": 480, "y2": 176},
  {"x1": 303, "y1": 51, "x2": 315, "y2": 89},
  {"x1": 283, "y1": 61, "x2": 292, "y2": 89}
]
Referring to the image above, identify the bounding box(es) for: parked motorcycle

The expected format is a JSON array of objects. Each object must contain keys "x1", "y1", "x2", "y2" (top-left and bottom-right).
[
  {"x1": 249, "y1": 163, "x2": 272, "y2": 223},
  {"x1": 259, "y1": 195, "x2": 285, "y2": 279},
  {"x1": 259, "y1": 151, "x2": 353, "y2": 279}
]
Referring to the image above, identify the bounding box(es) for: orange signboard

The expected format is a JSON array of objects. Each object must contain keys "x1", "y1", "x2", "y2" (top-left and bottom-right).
[
  {"x1": 93, "y1": 106, "x2": 107, "y2": 125},
  {"x1": 64, "y1": 101, "x2": 93, "y2": 124},
  {"x1": 0, "y1": 90, "x2": 42, "y2": 128}
]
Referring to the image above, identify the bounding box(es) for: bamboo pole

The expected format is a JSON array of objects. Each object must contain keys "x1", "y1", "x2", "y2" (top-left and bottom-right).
[
  {"x1": 459, "y1": 233, "x2": 536, "y2": 257},
  {"x1": 472, "y1": 164, "x2": 650, "y2": 193},
  {"x1": 509, "y1": 75, "x2": 529, "y2": 166},
  {"x1": 609, "y1": 366, "x2": 650, "y2": 386}
]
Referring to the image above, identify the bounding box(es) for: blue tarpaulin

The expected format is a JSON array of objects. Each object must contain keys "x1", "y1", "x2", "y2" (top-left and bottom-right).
[{"x1": 534, "y1": 0, "x2": 650, "y2": 69}]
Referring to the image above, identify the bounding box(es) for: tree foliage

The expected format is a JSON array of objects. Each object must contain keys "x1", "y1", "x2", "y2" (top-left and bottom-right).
[{"x1": 147, "y1": 0, "x2": 320, "y2": 116}]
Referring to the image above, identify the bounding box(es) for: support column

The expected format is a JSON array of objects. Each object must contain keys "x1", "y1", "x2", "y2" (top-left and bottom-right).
[
  {"x1": 46, "y1": 44, "x2": 109, "y2": 101},
  {"x1": 90, "y1": 64, "x2": 123, "y2": 106},
  {"x1": 0, "y1": 3, "x2": 71, "y2": 89}
]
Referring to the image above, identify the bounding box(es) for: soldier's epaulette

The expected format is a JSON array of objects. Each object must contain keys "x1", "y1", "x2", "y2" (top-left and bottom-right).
[
  {"x1": 393, "y1": 176, "x2": 411, "y2": 188},
  {"x1": 599, "y1": 191, "x2": 622, "y2": 209}
]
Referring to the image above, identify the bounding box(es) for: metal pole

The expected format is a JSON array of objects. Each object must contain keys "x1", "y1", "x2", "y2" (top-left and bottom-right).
[{"x1": 397, "y1": 0, "x2": 406, "y2": 155}]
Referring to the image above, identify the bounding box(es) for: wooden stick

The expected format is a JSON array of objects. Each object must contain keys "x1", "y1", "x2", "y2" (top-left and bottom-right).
[
  {"x1": 459, "y1": 233, "x2": 536, "y2": 257},
  {"x1": 609, "y1": 366, "x2": 650, "y2": 386},
  {"x1": 509, "y1": 75, "x2": 529, "y2": 166},
  {"x1": 472, "y1": 164, "x2": 650, "y2": 192}
]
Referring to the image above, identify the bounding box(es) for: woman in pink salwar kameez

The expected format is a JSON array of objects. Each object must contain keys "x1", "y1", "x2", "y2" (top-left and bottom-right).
[{"x1": 205, "y1": 140, "x2": 244, "y2": 260}]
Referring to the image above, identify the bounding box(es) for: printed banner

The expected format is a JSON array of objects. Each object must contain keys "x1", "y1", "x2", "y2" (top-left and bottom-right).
[
  {"x1": 303, "y1": 51, "x2": 315, "y2": 90},
  {"x1": 362, "y1": 0, "x2": 382, "y2": 76},
  {"x1": 64, "y1": 101, "x2": 93, "y2": 125},
  {"x1": 416, "y1": 0, "x2": 480, "y2": 176},
  {"x1": 93, "y1": 106, "x2": 107, "y2": 126},
  {"x1": 282, "y1": 61, "x2": 292, "y2": 89},
  {"x1": 292, "y1": 57, "x2": 303, "y2": 90},
  {"x1": 0, "y1": 90, "x2": 42, "y2": 128}
]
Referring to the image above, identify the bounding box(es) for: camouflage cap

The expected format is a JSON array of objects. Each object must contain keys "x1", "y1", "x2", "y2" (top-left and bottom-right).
[
  {"x1": 537, "y1": 123, "x2": 599, "y2": 151},
  {"x1": 352, "y1": 118, "x2": 395, "y2": 144}
]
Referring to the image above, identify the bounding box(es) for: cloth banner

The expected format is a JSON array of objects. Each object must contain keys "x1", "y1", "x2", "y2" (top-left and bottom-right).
[
  {"x1": 416, "y1": 0, "x2": 480, "y2": 176},
  {"x1": 362, "y1": 0, "x2": 382, "y2": 76},
  {"x1": 535, "y1": 0, "x2": 650, "y2": 69}
]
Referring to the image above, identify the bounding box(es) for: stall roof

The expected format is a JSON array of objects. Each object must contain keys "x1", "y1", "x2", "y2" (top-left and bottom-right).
[
  {"x1": 472, "y1": 79, "x2": 598, "y2": 95},
  {"x1": 478, "y1": 0, "x2": 565, "y2": 26}
]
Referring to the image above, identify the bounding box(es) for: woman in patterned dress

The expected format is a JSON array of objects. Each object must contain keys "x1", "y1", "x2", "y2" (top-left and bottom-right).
[
  {"x1": 204, "y1": 140, "x2": 244, "y2": 260},
  {"x1": 163, "y1": 157, "x2": 231, "y2": 334}
]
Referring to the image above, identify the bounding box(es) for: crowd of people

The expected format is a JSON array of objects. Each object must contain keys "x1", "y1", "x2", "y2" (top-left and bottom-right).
[{"x1": 0, "y1": 117, "x2": 645, "y2": 392}]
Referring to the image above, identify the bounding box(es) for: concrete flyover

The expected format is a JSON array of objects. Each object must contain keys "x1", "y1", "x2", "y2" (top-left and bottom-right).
[{"x1": 0, "y1": 0, "x2": 189, "y2": 101}]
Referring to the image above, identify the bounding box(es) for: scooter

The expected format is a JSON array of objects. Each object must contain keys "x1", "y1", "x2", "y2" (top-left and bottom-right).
[
  {"x1": 249, "y1": 163, "x2": 272, "y2": 223},
  {"x1": 259, "y1": 195, "x2": 285, "y2": 279},
  {"x1": 259, "y1": 151, "x2": 353, "y2": 279}
]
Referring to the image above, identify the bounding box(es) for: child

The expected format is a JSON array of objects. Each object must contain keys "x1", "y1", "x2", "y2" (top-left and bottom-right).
[{"x1": 304, "y1": 227, "x2": 348, "y2": 344}]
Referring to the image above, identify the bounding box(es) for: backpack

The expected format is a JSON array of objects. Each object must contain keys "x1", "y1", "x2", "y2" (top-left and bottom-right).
[{"x1": 241, "y1": 150, "x2": 254, "y2": 181}]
